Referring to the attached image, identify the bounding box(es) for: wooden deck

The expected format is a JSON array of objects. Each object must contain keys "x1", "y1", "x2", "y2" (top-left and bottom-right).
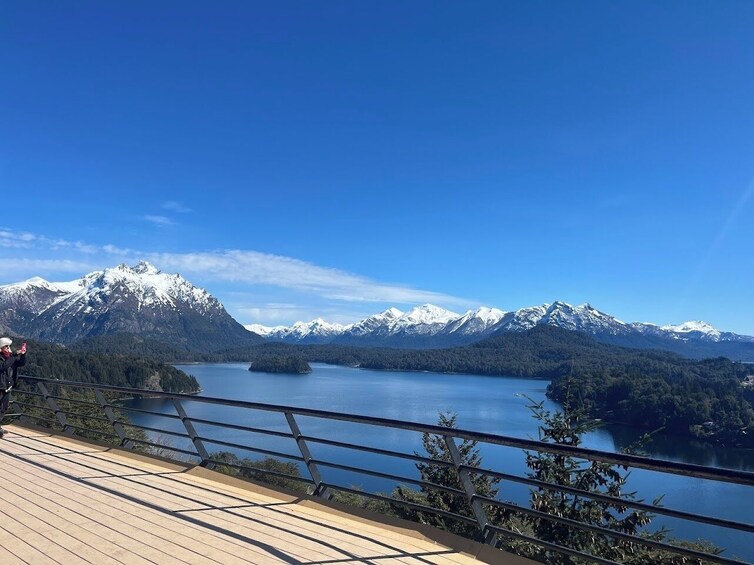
[{"x1": 0, "y1": 425, "x2": 531, "y2": 564}]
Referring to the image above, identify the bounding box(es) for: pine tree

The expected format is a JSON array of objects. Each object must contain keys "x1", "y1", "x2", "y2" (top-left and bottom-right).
[
  {"x1": 390, "y1": 412, "x2": 503, "y2": 539},
  {"x1": 501, "y1": 398, "x2": 722, "y2": 564}
]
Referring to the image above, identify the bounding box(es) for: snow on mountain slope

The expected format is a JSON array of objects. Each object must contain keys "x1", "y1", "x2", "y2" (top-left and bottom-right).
[
  {"x1": 660, "y1": 320, "x2": 721, "y2": 339},
  {"x1": 245, "y1": 323, "x2": 287, "y2": 337},
  {"x1": 0, "y1": 262, "x2": 261, "y2": 351},
  {"x1": 443, "y1": 307, "x2": 506, "y2": 335},
  {"x1": 0, "y1": 276, "x2": 72, "y2": 315}
]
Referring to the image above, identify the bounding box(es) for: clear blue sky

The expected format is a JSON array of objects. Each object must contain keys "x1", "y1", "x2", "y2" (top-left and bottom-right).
[{"x1": 2, "y1": 2, "x2": 753, "y2": 334}]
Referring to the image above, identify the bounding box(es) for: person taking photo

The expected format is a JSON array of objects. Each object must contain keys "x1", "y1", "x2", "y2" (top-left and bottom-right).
[{"x1": 0, "y1": 337, "x2": 27, "y2": 437}]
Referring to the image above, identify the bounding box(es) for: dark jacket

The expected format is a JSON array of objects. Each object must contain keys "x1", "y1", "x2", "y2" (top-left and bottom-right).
[{"x1": 0, "y1": 353, "x2": 26, "y2": 392}]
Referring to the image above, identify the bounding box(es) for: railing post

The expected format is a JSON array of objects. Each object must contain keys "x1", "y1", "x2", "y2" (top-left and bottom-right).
[
  {"x1": 443, "y1": 434, "x2": 495, "y2": 544},
  {"x1": 285, "y1": 412, "x2": 330, "y2": 499},
  {"x1": 95, "y1": 389, "x2": 134, "y2": 449},
  {"x1": 172, "y1": 398, "x2": 214, "y2": 468},
  {"x1": 37, "y1": 382, "x2": 74, "y2": 436}
]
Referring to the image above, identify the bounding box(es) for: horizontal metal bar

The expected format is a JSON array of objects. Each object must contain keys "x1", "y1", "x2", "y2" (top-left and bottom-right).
[
  {"x1": 9, "y1": 399, "x2": 49, "y2": 409},
  {"x1": 313, "y1": 458, "x2": 465, "y2": 497},
  {"x1": 123, "y1": 424, "x2": 191, "y2": 439},
  {"x1": 62, "y1": 424, "x2": 121, "y2": 441},
  {"x1": 11, "y1": 390, "x2": 44, "y2": 399},
  {"x1": 127, "y1": 438, "x2": 199, "y2": 458},
  {"x1": 486, "y1": 524, "x2": 621, "y2": 565},
  {"x1": 67, "y1": 414, "x2": 114, "y2": 425},
  {"x1": 204, "y1": 457, "x2": 314, "y2": 486},
  {"x1": 49, "y1": 409, "x2": 111, "y2": 422},
  {"x1": 180, "y1": 416, "x2": 295, "y2": 440},
  {"x1": 328, "y1": 484, "x2": 478, "y2": 527},
  {"x1": 115, "y1": 405, "x2": 182, "y2": 420},
  {"x1": 301, "y1": 434, "x2": 454, "y2": 467},
  {"x1": 199, "y1": 437, "x2": 305, "y2": 463},
  {"x1": 55, "y1": 397, "x2": 101, "y2": 409},
  {"x1": 36, "y1": 393, "x2": 98, "y2": 407}
]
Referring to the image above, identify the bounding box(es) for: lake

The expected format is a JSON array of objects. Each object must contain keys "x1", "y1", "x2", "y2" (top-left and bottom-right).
[{"x1": 124, "y1": 362, "x2": 754, "y2": 561}]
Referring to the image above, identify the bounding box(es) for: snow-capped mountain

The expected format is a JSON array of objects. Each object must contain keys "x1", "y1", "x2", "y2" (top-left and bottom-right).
[
  {"x1": 253, "y1": 318, "x2": 348, "y2": 344},
  {"x1": 344, "y1": 307, "x2": 404, "y2": 337},
  {"x1": 442, "y1": 307, "x2": 506, "y2": 336},
  {"x1": 248, "y1": 301, "x2": 754, "y2": 359},
  {"x1": 659, "y1": 321, "x2": 722, "y2": 340},
  {"x1": 0, "y1": 262, "x2": 263, "y2": 352}
]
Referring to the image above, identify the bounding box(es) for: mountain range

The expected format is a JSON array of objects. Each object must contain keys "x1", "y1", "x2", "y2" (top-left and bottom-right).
[
  {"x1": 247, "y1": 302, "x2": 754, "y2": 360},
  {"x1": 0, "y1": 262, "x2": 752, "y2": 360}
]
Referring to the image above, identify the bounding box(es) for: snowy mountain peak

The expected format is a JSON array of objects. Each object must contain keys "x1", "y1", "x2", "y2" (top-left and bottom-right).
[
  {"x1": 244, "y1": 323, "x2": 286, "y2": 337},
  {"x1": 383, "y1": 307, "x2": 404, "y2": 319},
  {"x1": 1, "y1": 276, "x2": 55, "y2": 292},
  {"x1": 401, "y1": 304, "x2": 459, "y2": 325},
  {"x1": 22, "y1": 276, "x2": 50, "y2": 287},
  {"x1": 0, "y1": 262, "x2": 259, "y2": 351},
  {"x1": 443, "y1": 306, "x2": 506, "y2": 336},
  {"x1": 661, "y1": 320, "x2": 721, "y2": 337},
  {"x1": 132, "y1": 261, "x2": 161, "y2": 275},
  {"x1": 256, "y1": 317, "x2": 347, "y2": 342}
]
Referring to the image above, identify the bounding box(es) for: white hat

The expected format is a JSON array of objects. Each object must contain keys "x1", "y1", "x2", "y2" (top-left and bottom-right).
[{"x1": 0, "y1": 338, "x2": 11, "y2": 348}]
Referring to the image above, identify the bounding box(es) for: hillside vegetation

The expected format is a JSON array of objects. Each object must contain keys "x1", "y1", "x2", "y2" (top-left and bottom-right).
[{"x1": 17, "y1": 339, "x2": 200, "y2": 393}]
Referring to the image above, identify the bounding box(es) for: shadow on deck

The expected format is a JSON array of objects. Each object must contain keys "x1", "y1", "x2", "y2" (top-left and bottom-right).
[{"x1": 0, "y1": 424, "x2": 532, "y2": 564}]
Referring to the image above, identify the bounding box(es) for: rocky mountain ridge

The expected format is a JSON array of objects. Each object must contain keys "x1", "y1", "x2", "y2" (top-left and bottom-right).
[{"x1": 0, "y1": 262, "x2": 262, "y2": 352}]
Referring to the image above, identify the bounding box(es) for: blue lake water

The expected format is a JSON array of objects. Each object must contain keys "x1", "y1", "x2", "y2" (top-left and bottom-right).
[{"x1": 124, "y1": 362, "x2": 754, "y2": 561}]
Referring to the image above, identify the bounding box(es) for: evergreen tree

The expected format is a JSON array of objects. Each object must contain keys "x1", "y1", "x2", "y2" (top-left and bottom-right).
[
  {"x1": 501, "y1": 398, "x2": 722, "y2": 563},
  {"x1": 391, "y1": 412, "x2": 503, "y2": 539}
]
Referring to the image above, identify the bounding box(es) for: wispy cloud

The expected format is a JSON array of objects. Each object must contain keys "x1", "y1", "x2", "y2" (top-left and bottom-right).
[
  {"x1": 0, "y1": 229, "x2": 36, "y2": 248},
  {"x1": 142, "y1": 215, "x2": 175, "y2": 226},
  {"x1": 162, "y1": 201, "x2": 192, "y2": 213},
  {"x1": 238, "y1": 304, "x2": 316, "y2": 326},
  {"x1": 148, "y1": 250, "x2": 468, "y2": 305},
  {"x1": 0, "y1": 229, "x2": 99, "y2": 253},
  {"x1": 0, "y1": 258, "x2": 99, "y2": 280},
  {"x1": 0, "y1": 229, "x2": 474, "y2": 309}
]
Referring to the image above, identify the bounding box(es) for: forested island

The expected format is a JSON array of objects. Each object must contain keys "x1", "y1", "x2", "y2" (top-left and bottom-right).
[{"x1": 248, "y1": 355, "x2": 311, "y2": 374}]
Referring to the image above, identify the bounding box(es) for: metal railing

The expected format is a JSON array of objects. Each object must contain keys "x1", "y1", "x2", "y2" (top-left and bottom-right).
[{"x1": 6, "y1": 375, "x2": 754, "y2": 565}]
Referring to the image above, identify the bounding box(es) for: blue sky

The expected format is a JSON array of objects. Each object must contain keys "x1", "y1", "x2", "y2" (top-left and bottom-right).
[{"x1": 2, "y1": 2, "x2": 754, "y2": 334}]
